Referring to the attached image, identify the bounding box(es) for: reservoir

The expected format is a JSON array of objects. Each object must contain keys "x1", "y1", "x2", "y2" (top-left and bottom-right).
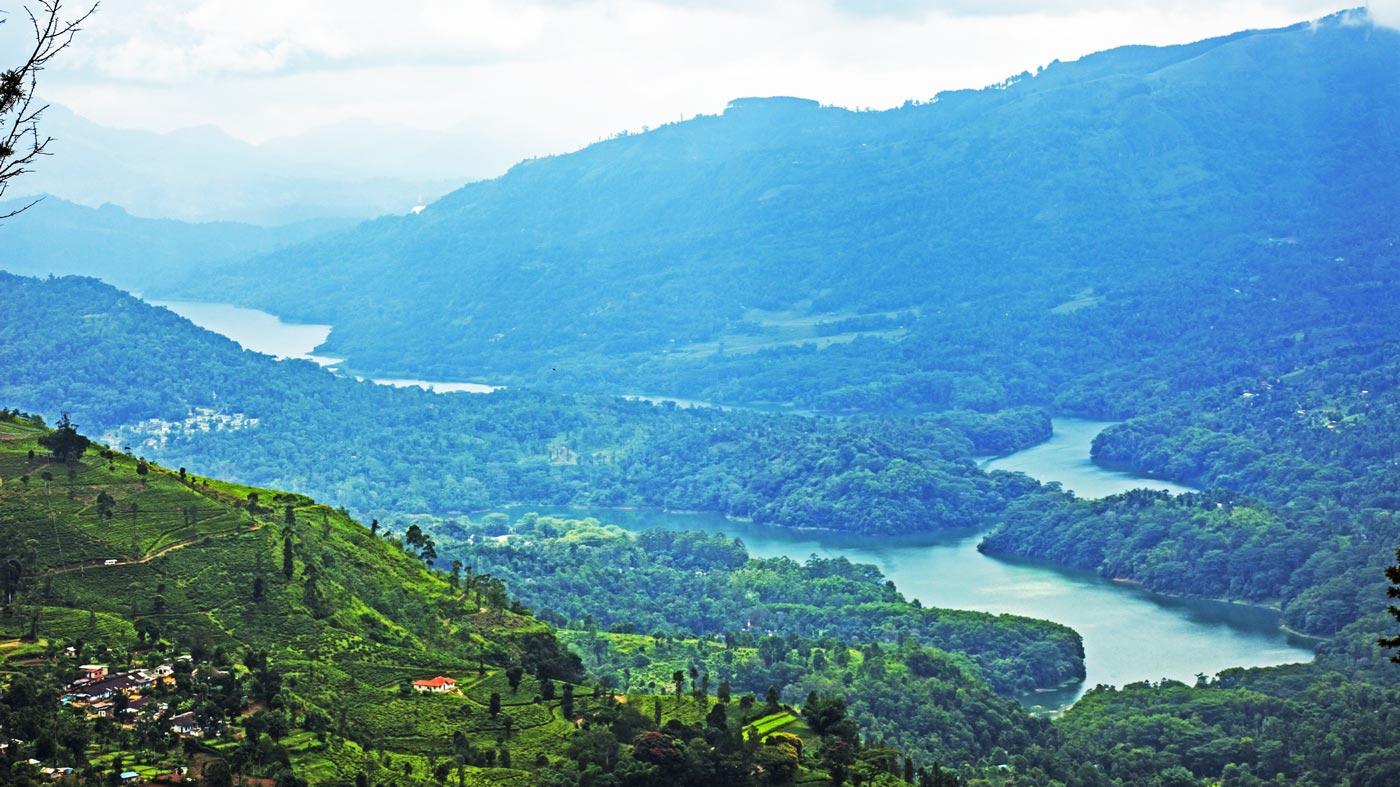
[
  {"x1": 150, "y1": 300, "x2": 498, "y2": 392},
  {"x1": 149, "y1": 300, "x2": 342, "y2": 365},
  {"x1": 490, "y1": 419, "x2": 1314, "y2": 710},
  {"x1": 145, "y1": 300, "x2": 1315, "y2": 709}
]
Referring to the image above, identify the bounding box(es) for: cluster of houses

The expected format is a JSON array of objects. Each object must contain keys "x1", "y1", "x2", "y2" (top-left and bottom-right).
[{"x1": 63, "y1": 663, "x2": 203, "y2": 738}]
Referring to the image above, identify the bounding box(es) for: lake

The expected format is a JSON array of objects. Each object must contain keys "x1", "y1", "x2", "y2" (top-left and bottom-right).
[
  {"x1": 151, "y1": 300, "x2": 498, "y2": 393},
  {"x1": 488, "y1": 420, "x2": 1314, "y2": 710},
  {"x1": 150, "y1": 300, "x2": 343, "y2": 365},
  {"x1": 151, "y1": 299, "x2": 1315, "y2": 708}
]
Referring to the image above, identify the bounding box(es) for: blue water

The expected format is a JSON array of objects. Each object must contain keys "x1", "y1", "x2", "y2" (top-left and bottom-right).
[{"x1": 486, "y1": 420, "x2": 1313, "y2": 710}]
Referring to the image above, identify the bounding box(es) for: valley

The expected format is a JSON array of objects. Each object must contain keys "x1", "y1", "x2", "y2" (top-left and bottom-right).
[
  {"x1": 136, "y1": 298, "x2": 1316, "y2": 709},
  {"x1": 2, "y1": 7, "x2": 1400, "y2": 786},
  {"x1": 467, "y1": 415, "x2": 1313, "y2": 713}
]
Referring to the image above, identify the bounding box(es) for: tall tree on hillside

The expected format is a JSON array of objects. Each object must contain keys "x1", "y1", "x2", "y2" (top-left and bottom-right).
[
  {"x1": 0, "y1": 1, "x2": 96, "y2": 218},
  {"x1": 37, "y1": 411, "x2": 87, "y2": 462},
  {"x1": 1381, "y1": 546, "x2": 1400, "y2": 663}
]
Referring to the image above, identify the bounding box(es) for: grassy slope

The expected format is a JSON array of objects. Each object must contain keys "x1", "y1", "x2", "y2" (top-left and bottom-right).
[{"x1": 0, "y1": 425, "x2": 596, "y2": 785}]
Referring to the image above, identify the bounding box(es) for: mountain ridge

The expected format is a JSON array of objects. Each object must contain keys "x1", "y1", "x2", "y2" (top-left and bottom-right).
[{"x1": 157, "y1": 12, "x2": 1400, "y2": 408}]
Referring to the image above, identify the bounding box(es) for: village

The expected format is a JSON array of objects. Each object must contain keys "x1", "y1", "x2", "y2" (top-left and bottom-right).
[
  {"x1": 2, "y1": 648, "x2": 255, "y2": 785},
  {"x1": 64, "y1": 662, "x2": 202, "y2": 739},
  {"x1": 3, "y1": 640, "x2": 486, "y2": 787}
]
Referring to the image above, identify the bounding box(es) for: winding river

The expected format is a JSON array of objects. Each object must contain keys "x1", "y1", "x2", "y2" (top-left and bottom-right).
[
  {"x1": 491, "y1": 422, "x2": 1315, "y2": 710},
  {"x1": 152, "y1": 300, "x2": 1316, "y2": 709}
]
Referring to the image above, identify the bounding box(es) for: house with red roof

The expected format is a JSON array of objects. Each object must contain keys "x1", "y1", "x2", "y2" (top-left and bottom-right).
[{"x1": 411, "y1": 676, "x2": 456, "y2": 693}]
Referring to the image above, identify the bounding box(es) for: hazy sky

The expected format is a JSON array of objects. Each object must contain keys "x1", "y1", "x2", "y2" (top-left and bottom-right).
[{"x1": 5, "y1": 0, "x2": 1385, "y2": 167}]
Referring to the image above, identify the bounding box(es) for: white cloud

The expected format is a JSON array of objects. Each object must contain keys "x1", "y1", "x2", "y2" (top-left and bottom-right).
[
  {"x1": 54, "y1": 0, "x2": 565, "y2": 81},
  {"x1": 30, "y1": 0, "x2": 1350, "y2": 162},
  {"x1": 1369, "y1": 0, "x2": 1400, "y2": 29}
]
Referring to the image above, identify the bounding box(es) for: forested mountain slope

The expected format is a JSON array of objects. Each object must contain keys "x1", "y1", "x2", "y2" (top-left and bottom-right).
[
  {"x1": 0, "y1": 270, "x2": 1393, "y2": 640},
  {"x1": 162, "y1": 13, "x2": 1400, "y2": 417},
  {"x1": 0, "y1": 273, "x2": 1045, "y2": 535}
]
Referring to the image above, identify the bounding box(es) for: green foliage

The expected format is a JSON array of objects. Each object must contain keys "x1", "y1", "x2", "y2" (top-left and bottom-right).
[
  {"x1": 1382, "y1": 547, "x2": 1400, "y2": 662},
  {"x1": 0, "y1": 427, "x2": 600, "y2": 785},
  {"x1": 36, "y1": 412, "x2": 89, "y2": 463},
  {"x1": 982, "y1": 342, "x2": 1400, "y2": 637},
  {"x1": 0, "y1": 273, "x2": 1042, "y2": 536},
  {"x1": 439, "y1": 513, "x2": 1083, "y2": 696}
]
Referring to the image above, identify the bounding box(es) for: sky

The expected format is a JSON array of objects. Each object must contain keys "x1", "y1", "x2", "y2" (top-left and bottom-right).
[{"x1": 1, "y1": 0, "x2": 1388, "y2": 172}]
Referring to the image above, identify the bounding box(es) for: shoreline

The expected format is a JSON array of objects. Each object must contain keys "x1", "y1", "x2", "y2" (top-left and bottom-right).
[{"x1": 467, "y1": 504, "x2": 1322, "y2": 648}]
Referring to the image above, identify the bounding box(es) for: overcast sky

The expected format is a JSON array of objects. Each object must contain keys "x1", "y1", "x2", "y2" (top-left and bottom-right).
[{"x1": 4, "y1": 0, "x2": 1389, "y2": 168}]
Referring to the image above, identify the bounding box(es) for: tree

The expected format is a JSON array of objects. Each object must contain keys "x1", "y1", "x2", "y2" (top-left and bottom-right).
[
  {"x1": 758, "y1": 635, "x2": 785, "y2": 667},
  {"x1": 488, "y1": 692, "x2": 501, "y2": 717},
  {"x1": 505, "y1": 665, "x2": 523, "y2": 692},
  {"x1": 202, "y1": 758, "x2": 233, "y2": 787},
  {"x1": 0, "y1": 1, "x2": 96, "y2": 218},
  {"x1": 820, "y1": 739, "x2": 855, "y2": 787},
  {"x1": 706, "y1": 701, "x2": 727, "y2": 729},
  {"x1": 95, "y1": 489, "x2": 114, "y2": 519},
  {"x1": 803, "y1": 695, "x2": 847, "y2": 737},
  {"x1": 37, "y1": 412, "x2": 88, "y2": 463},
  {"x1": 282, "y1": 536, "x2": 294, "y2": 579},
  {"x1": 1381, "y1": 546, "x2": 1400, "y2": 662}
]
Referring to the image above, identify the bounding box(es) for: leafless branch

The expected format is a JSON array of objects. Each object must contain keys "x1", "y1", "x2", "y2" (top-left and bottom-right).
[{"x1": 0, "y1": 0, "x2": 97, "y2": 218}]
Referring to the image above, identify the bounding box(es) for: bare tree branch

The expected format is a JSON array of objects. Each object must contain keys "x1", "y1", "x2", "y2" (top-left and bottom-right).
[{"x1": 0, "y1": 0, "x2": 97, "y2": 219}]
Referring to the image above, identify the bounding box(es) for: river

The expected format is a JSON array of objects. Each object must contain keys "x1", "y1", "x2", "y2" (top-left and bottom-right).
[
  {"x1": 488, "y1": 420, "x2": 1314, "y2": 710},
  {"x1": 151, "y1": 299, "x2": 1315, "y2": 709},
  {"x1": 981, "y1": 418, "x2": 1196, "y2": 498},
  {"x1": 150, "y1": 300, "x2": 499, "y2": 392}
]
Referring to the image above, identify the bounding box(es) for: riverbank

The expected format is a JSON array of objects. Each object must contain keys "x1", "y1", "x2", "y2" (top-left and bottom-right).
[{"x1": 467, "y1": 499, "x2": 1314, "y2": 710}]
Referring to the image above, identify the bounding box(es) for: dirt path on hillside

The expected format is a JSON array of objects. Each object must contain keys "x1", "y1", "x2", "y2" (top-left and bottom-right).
[{"x1": 44, "y1": 524, "x2": 262, "y2": 574}]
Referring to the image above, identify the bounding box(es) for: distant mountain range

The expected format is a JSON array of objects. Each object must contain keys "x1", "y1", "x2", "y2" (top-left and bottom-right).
[
  {"x1": 6, "y1": 104, "x2": 520, "y2": 224},
  {"x1": 0, "y1": 196, "x2": 354, "y2": 293},
  {"x1": 155, "y1": 11, "x2": 1400, "y2": 414}
]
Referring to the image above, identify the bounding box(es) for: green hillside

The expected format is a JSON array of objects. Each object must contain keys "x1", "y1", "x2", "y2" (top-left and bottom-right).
[
  {"x1": 0, "y1": 413, "x2": 947, "y2": 787},
  {"x1": 0, "y1": 272, "x2": 1041, "y2": 536},
  {"x1": 0, "y1": 412, "x2": 583, "y2": 783}
]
